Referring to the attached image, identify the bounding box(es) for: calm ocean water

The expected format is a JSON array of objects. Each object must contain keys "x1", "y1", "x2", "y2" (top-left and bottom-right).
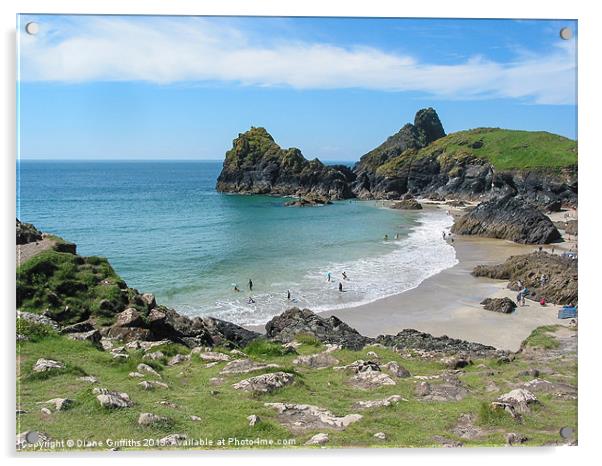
[{"x1": 17, "y1": 160, "x2": 457, "y2": 325}]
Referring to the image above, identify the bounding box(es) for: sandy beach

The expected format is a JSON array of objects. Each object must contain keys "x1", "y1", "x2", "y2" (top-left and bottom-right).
[{"x1": 318, "y1": 204, "x2": 575, "y2": 352}]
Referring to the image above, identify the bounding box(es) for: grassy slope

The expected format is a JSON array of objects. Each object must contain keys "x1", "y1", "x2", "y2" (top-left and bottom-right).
[
  {"x1": 17, "y1": 249, "x2": 134, "y2": 325},
  {"x1": 16, "y1": 326, "x2": 577, "y2": 450},
  {"x1": 377, "y1": 128, "x2": 577, "y2": 176}
]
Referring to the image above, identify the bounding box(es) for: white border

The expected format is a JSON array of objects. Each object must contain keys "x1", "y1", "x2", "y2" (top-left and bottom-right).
[{"x1": 2, "y1": 1, "x2": 600, "y2": 465}]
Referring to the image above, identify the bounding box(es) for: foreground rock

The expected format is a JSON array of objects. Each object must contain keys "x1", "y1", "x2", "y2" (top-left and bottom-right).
[
  {"x1": 220, "y1": 359, "x2": 280, "y2": 375},
  {"x1": 376, "y1": 329, "x2": 501, "y2": 358},
  {"x1": 265, "y1": 308, "x2": 371, "y2": 350},
  {"x1": 265, "y1": 403, "x2": 362, "y2": 433},
  {"x1": 232, "y1": 372, "x2": 295, "y2": 394},
  {"x1": 353, "y1": 395, "x2": 405, "y2": 409},
  {"x1": 293, "y1": 351, "x2": 339, "y2": 368},
  {"x1": 473, "y1": 252, "x2": 577, "y2": 305},
  {"x1": 480, "y1": 297, "x2": 516, "y2": 314},
  {"x1": 305, "y1": 433, "x2": 329, "y2": 445},
  {"x1": 16, "y1": 219, "x2": 43, "y2": 245},
  {"x1": 93, "y1": 389, "x2": 133, "y2": 409},
  {"x1": 138, "y1": 412, "x2": 170, "y2": 427},
  {"x1": 451, "y1": 196, "x2": 561, "y2": 244},
  {"x1": 494, "y1": 388, "x2": 539, "y2": 414},
  {"x1": 415, "y1": 374, "x2": 469, "y2": 402},
  {"x1": 32, "y1": 358, "x2": 64, "y2": 373},
  {"x1": 216, "y1": 127, "x2": 355, "y2": 199}
]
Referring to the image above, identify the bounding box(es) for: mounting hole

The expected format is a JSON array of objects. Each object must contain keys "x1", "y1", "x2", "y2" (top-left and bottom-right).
[
  {"x1": 559, "y1": 27, "x2": 572, "y2": 40},
  {"x1": 25, "y1": 431, "x2": 40, "y2": 443},
  {"x1": 559, "y1": 426, "x2": 574, "y2": 439},
  {"x1": 25, "y1": 22, "x2": 39, "y2": 35}
]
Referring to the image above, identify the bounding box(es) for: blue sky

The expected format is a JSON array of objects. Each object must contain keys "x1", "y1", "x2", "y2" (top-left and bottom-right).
[{"x1": 17, "y1": 15, "x2": 577, "y2": 161}]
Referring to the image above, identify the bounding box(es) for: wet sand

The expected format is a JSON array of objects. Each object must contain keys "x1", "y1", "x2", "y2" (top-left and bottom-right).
[{"x1": 319, "y1": 234, "x2": 565, "y2": 352}]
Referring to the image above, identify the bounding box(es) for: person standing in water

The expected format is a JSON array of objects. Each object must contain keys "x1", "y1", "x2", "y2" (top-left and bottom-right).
[
  {"x1": 384, "y1": 234, "x2": 389, "y2": 241},
  {"x1": 338, "y1": 282, "x2": 343, "y2": 292},
  {"x1": 327, "y1": 272, "x2": 331, "y2": 282},
  {"x1": 287, "y1": 290, "x2": 291, "y2": 300},
  {"x1": 248, "y1": 279, "x2": 253, "y2": 291}
]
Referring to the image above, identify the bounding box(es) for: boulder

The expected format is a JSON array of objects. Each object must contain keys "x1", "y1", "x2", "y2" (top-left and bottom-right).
[
  {"x1": 140, "y1": 293, "x2": 156, "y2": 310},
  {"x1": 382, "y1": 361, "x2": 411, "y2": 378},
  {"x1": 247, "y1": 414, "x2": 260, "y2": 426},
  {"x1": 167, "y1": 354, "x2": 190, "y2": 366},
  {"x1": 138, "y1": 412, "x2": 169, "y2": 427},
  {"x1": 374, "y1": 432, "x2": 387, "y2": 440},
  {"x1": 391, "y1": 199, "x2": 423, "y2": 210},
  {"x1": 136, "y1": 363, "x2": 161, "y2": 378},
  {"x1": 349, "y1": 370, "x2": 396, "y2": 390},
  {"x1": 32, "y1": 358, "x2": 64, "y2": 373},
  {"x1": 94, "y1": 389, "x2": 133, "y2": 409},
  {"x1": 67, "y1": 329, "x2": 102, "y2": 344},
  {"x1": 451, "y1": 196, "x2": 561, "y2": 244},
  {"x1": 305, "y1": 433, "x2": 329, "y2": 445},
  {"x1": 220, "y1": 359, "x2": 280, "y2": 375},
  {"x1": 265, "y1": 308, "x2": 371, "y2": 350},
  {"x1": 293, "y1": 352, "x2": 339, "y2": 368},
  {"x1": 16, "y1": 219, "x2": 43, "y2": 245},
  {"x1": 353, "y1": 395, "x2": 405, "y2": 409},
  {"x1": 232, "y1": 371, "x2": 294, "y2": 393},
  {"x1": 192, "y1": 350, "x2": 231, "y2": 362},
  {"x1": 17, "y1": 311, "x2": 59, "y2": 330},
  {"x1": 44, "y1": 398, "x2": 73, "y2": 411},
  {"x1": 159, "y1": 434, "x2": 186, "y2": 446},
  {"x1": 114, "y1": 308, "x2": 144, "y2": 328},
  {"x1": 493, "y1": 388, "x2": 539, "y2": 415},
  {"x1": 60, "y1": 320, "x2": 95, "y2": 334},
  {"x1": 200, "y1": 316, "x2": 260, "y2": 348},
  {"x1": 265, "y1": 402, "x2": 362, "y2": 433},
  {"x1": 480, "y1": 297, "x2": 516, "y2": 314}
]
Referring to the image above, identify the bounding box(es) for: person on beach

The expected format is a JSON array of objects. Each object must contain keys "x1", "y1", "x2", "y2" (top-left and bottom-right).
[
  {"x1": 552, "y1": 246, "x2": 555, "y2": 254},
  {"x1": 327, "y1": 272, "x2": 331, "y2": 282},
  {"x1": 248, "y1": 296, "x2": 255, "y2": 304},
  {"x1": 287, "y1": 290, "x2": 291, "y2": 300},
  {"x1": 342, "y1": 271, "x2": 348, "y2": 280},
  {"x1": 384, "y1": 234, "x2": 389, "y2": 241},
  {"x1": 248, "y1": 279, "x2": 253, "y2": 291},
  {"x1": 516, "y1": 291, "x2": 523, "y2": 306},
  {"x1": 338, "y1": 282, "x2": 343, "y2": 292},
  {"x1": 442, "y1": 231, "x2": 446, "y2": 239},
  {"x1": 540, "y1": 297, "x2": 546, "y2": 306},
  {"x1": 233, "y1": 284, "x2": 240, "y2": 292}
]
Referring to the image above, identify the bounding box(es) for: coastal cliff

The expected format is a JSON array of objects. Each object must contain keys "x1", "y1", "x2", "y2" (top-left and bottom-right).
[
  {"x1": 216, "y1": 109, "x2": 577, "y2": 211},
  {"x1": 352, "y1": 111, "x2": 577, "y2": 207},
  {"x1": 216, "y1": 127, "x2": 355, "y2": 199}
]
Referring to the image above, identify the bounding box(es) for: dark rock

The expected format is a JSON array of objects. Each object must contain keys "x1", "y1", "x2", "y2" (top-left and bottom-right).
[
  {"x1": 114, "y1": 308, "x2": 144, "y2": 328},
  {"x1": 67, "y1": 329, "x2": 102, "y2": 345},
  {"x1": 451, "y1": 196, "x2": 561, "y2": 244},
  {"x1": 201, "y1": 316, "x2": 261, "y2": 348},
  {"x1": 216, "y1": 127, "x2": 354, "y2": 199},
  {"x1": 148, "y1": 307, "x2": 214, "y2": 347},
  {"x1": 265, "y1": 308, "x2": 372, "y2": 350},
  {"x1": 545, "y1": 200, "x2": 562, "y2": 212},
  {"x1": 391, "y1": 199, "x2": 423, "y2": 210},
  {"x1": 480, "y1": 297, "x2": 516, "y2": 314},
  {"x1": 472, "y1": 252, "x2": 577, "y2": 304},
  {"x1": 375, "y1": 328, "x2": 501, "y2": 357},
  {"x1": 16, "y1": 219, "x2": 42, "y2": 245},
  {"x1": 284, "y1": 195, "x2": 333, "y2": 207},
  {"x1": 60, "y1": 320, "x2": 95, "y2": 334}
]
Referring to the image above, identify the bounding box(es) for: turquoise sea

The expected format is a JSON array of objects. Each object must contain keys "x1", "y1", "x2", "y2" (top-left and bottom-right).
[{"x1": 17, "y1": 160, "x2": 457, "y2": 325}]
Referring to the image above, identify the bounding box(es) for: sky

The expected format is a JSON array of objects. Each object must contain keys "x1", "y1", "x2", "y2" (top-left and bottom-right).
[{"x1": 17, "y1": 15, "x2": 577, "y2": 161}]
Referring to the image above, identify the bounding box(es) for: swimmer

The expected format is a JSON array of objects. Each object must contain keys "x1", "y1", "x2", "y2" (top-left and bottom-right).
[
  {"x1": 248, "y1": 296, "x2": 255, "y2": 304},
  {"x1": 342, "y1": 271, "x2": 348, "y2": 280}
]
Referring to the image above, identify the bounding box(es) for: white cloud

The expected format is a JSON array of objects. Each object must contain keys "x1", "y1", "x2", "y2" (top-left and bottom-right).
[{"x1": 18, "y1": 16, "x2": 576, "y2": 104}]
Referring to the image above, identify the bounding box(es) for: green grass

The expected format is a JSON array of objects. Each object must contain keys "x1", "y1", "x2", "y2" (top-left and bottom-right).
[
  {"x1": 523, "y1": 325, "x2": 561, "y2": 349},
  {"x1": 17, "y1": 249, "x2": 129, "y2": 324},
  {"x1": 376, "y1": 128, "x2": 577, "y2": 177},
  {"x1": 243, "y1": 339, "x2": 290, "y2": 358},
  {"x1": 16, "y1": 325, "x2": 577, "y2": 451}
]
